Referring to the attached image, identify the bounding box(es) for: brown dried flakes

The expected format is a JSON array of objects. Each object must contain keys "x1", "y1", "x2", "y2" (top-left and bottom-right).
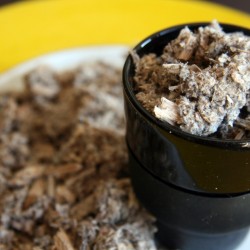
[
  {"x1": 26, "y1": 66, "x2": 61, "y2": 100},
  {"x1": 134, "y1": 21, "x2": 250, "y2": 138},
  {"x1": 53, "y1": 229, "x2": 75, "y2": 250},
  {"x1": 0, "y1": 62, "x2": 157, "y2": 249}
]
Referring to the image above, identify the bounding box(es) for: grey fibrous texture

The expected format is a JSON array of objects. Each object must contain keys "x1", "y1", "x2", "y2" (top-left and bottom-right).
[
  {"x1": 0, "y1": 63, "x2": 157, "y2": 250},
  {"x1": 134, "y1": 21, "x2": 250, "y2": 138}
]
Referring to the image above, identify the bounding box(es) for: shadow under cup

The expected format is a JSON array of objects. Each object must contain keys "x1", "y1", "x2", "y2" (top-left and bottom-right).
[{"x1": 122, "y1": 23, "x2": 250, "y2": 250}]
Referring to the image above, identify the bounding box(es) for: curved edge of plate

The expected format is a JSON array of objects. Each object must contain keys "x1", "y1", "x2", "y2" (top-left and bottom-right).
[{"x1": 0, "y1": 45, "x2": 129, "y2": 92}]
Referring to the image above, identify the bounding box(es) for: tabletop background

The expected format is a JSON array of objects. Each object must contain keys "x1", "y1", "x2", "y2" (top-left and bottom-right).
[
  {"x1": 1, "y1": 0, "x2": 250, "y2": 14},
  {"x1": 0, "y1": 0, "x2": 249, "y2": 73}
]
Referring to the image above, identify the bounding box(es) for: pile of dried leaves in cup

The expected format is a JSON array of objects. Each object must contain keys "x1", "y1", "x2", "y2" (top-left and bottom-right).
[
  {"x1": 133, "y1": 21, "x2": 250, "y2": 139},
  {"x1": 0, "y1": 62, "x2": 157, "y2": 250}
]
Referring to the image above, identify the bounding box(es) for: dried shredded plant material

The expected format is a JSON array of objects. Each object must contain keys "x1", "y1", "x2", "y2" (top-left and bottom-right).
[
  {"x1": 0, "y1": 62, "x2": 158, "y2": 250},
  {"x1": 53, "y1": 229, "x2": 75, "y2": 250},
  {"x1": 134, "y1": 21, "x2": 250, "y2": 138}
]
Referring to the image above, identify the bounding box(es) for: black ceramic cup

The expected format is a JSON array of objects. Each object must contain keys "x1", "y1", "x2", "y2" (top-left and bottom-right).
[{"x1": 123, "y1": 23, "x2": 250, "y2": 250}]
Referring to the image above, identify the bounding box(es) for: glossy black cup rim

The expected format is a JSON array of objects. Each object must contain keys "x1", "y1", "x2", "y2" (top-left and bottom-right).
[{"x1": 123, "y1": 22, "x2": 250, "y2": 149}]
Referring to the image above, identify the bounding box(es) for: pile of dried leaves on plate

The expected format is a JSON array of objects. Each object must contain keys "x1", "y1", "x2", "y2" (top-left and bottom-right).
[{"x1": 0, "y1": 62, "x2": 157, "y2": 250}]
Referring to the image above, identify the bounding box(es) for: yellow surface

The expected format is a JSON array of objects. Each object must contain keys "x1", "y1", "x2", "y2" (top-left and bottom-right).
[{"x1": 0, "y1": 0, "x2": 249, "y2": 72}]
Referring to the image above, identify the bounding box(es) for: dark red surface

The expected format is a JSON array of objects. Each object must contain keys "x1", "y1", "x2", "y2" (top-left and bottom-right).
[
  {"x1": 0, "y1": 0, "x2": 19, "y2": 6},
  {"x1": 209, "y1": 0, "x2": 250, "y2": 14}
]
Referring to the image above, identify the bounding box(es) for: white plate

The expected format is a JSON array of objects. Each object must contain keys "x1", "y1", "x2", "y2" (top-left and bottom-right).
[
  {"x1": 0, "y1": 45, "x2": 128, "y2": 92},
  {"x1": 0, "y1": 45, "x2": 249, "y2": 250}
]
